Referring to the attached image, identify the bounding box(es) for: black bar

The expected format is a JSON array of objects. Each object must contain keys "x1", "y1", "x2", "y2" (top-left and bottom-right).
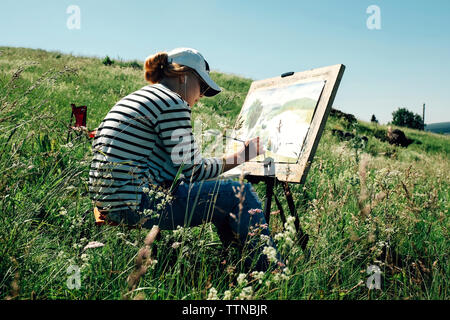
[
  {"x1": 263, "y1": 178, "x2": 275, "y2": 224},
  {"x1": 281, "y1": 71, "x2": 294, "y2": 78}
]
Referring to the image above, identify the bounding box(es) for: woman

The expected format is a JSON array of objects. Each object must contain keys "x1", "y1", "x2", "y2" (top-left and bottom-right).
[{"x1": 89, "y1": 48, "x2": 282, "y2": 271}]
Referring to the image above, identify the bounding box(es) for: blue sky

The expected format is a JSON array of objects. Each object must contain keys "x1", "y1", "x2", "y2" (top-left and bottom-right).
[{"x1": 1, "y1": 0, "x2": 449, "y2": 124}]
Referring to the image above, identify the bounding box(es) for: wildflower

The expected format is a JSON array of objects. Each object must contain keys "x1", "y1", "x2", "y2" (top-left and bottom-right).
[
  {"x1": 223, "y1": 290, "x2": 233, "y2": 300},
  {"x1": 250, "y1": 271, "x2": 265, "y2": 284},
  {"x1": 239, "y1": 286, "x2": 253, "y2": 300},
  {"x1": 171, "y1": 242, "x2": 182, "y2": 249},
  {"x1": 237, "y1": 273, "x2": 248, "y2": 286},
  {"x1": 80, "y1": 253, "x2": 89, "y2": 263},
  {"x1": 273, "y1": 273, "x2": 282, "y2": 282},
  {"x1": 262, "y1": 246, "x2": 278, "y2": 263},
  {"x1": 59, "y1": 207, "x2": 67, "y2": 216},
  {"x1": 259, "y1": 234, "x2": 270, "y2": 246},
  {"x1": 173, "y1": 225, "x2": 185, "y2": 237},
  {"x1": 72, "y1": 243, "x2": 82, "y2": 249},
  {"x1": 62, "y1": 142, "x2": 73, "y2": 149},
  {"x1": 281, "y1": 267, "x2": 291, "y2": 280},
  {"x1": 83, "y1": 241, "x2": 105, "y2": 250},
  {"x1": 207, "y1": 287, "x2": 219, "y2": 300}
]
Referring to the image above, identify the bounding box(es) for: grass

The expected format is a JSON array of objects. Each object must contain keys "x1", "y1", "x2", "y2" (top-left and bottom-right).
[{"x1": 0, "y1": 46, "x2": 449, "y2": 300}]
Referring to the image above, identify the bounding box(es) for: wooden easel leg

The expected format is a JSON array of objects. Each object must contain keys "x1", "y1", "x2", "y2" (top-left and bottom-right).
[
  {"x1": 247, "y1": 175, "x2": 309, "y2": 251},
  {"x1": 263, "y1": 178, "x2": 275, "y2": 224},
  {"x1": 273, "y1": 192, "x2": 287, "y2": 226},
  {"x1": 282, "y1": 182, "x2": 309, "y2": 251}
]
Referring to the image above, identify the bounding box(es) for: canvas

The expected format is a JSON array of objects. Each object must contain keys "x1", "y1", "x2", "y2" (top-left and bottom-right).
[
  {"x1": 227, "y1": 80, "x2": 326, "y2": 163},
  {"x1": 220, "y1": 64, "x2": 345, "y2": 183}
]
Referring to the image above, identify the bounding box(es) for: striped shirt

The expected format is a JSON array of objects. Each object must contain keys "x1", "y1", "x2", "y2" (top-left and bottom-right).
[{"x1": 88, "y1": 83, "x2": 223, "y2": 212}]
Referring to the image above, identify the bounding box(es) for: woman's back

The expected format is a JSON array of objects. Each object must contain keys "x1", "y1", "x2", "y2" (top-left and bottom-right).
[{"x1": 88, "y1": 83, "x2": 222, "y2": 212}]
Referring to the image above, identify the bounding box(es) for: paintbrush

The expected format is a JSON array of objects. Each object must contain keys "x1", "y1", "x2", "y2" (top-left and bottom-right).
[
  {"x1": 223, "y1": 135, "x2": 246, "y2": 143},
  {"x1": 205, "y1": 129, "x2": 246, "y2": 143}
]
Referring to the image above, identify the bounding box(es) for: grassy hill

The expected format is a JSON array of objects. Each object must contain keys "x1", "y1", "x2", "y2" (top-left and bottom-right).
[{"x1": 1, "y1": 47, "x2": 449, "y2": 300}]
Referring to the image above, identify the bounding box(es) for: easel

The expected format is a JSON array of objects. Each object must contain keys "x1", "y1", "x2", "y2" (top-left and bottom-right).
[
  {"x1": 222, "y1": 64, "x2": 345, "y2": 253},
  {"x1": 245, "y1": 158, "x2": 309, "y2": 251}
]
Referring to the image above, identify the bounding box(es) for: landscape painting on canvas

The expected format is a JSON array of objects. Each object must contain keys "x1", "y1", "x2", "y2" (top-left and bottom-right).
[{"x1": 227, "y1": 80, "x2": 326, "y2": 163}]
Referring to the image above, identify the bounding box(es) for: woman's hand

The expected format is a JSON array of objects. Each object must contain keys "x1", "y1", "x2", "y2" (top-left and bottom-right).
[
  {"x1": 242, "y1": 137, "x2": 265, "y2": 162},
  {"x1": 222, "y1": 137, "x2": 265, "y2": 173}
]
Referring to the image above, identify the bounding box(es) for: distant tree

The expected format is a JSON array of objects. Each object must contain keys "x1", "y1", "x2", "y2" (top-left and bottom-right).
[
  {"x1": 392, "y1": 107, "x2": 424, "y2": 130},
  {"x1": 371, "y1": 114, "x2": 379, "y2": 124},
  {"x1": 102, "y1": 56, "x2": 114, "y2": 66}
]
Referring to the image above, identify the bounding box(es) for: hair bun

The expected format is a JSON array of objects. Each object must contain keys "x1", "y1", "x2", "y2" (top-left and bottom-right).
[{"x1": 144, "y1": 52, "x2": 168, "y2": 84}]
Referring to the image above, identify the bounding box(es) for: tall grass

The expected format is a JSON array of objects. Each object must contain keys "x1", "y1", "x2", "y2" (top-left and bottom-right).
[{"x1": 0, "y1": 47, "x2": 448, "y2": 300}]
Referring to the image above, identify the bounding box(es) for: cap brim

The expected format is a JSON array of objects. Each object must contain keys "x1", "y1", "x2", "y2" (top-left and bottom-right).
[{"x1": 196, "y1": 69, "x2": 221, "y2": 97}]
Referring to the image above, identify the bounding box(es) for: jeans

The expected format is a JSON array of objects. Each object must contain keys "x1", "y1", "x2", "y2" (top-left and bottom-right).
[{"x1": 107, "y1": 179, "x2": 283, "y2": 271}]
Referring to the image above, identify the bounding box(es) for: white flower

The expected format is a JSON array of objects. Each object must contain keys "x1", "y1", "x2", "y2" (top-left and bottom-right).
[
  {"x1": 207, "y1": 287, "x2": 219, "y2": 300},
  {"x1": 273, "y1": 273, "x2": 282, "y2": 282},
  {"x1": 83, "y1": 241, "x2": 105, "y2": 250},
  {"x1": 143, "y1": 208, "x2": 154, "y2": 216},
  {"x1": 274, "y1": 233, "x2": 284, "y2": 241},
  {"x1": 281, "y1": 273, "x2": 290, "y2": 280},
  {"x1": 250, "y1": 271, "x2": 265, "y2": 284},
  {"x1": 72, "y1": 243, "x2": 82, "y2": 249},
  {"x1": 260, "y1": 234, "x2": 271, "y2": 245},
  {"x1": 171, "y1": 242, "x2": 182, "y2": 249},
  {"x1": 238, "y1": 286, "x2": 253, "y2": 300},
  {"x1": 80, "y1": 253, "x2": 89, "y2": 262},
  {"x1": 237, "y1": 273, "x2": 248, "y2": 286},
  {"x1": 223, "y1": 290, "x2": 232, "y2": 300},
  {"x1": 286, "y1": 216, "x2": 296, "y2": 224},
  {"x1": 262, "y1": 246, "x2": 278, "y2": 263}
]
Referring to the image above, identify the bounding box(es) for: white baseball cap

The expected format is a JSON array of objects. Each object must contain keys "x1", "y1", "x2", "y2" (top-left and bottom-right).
[{"x1": 167, "y1": 48, "x2": 221, "y2": 97}]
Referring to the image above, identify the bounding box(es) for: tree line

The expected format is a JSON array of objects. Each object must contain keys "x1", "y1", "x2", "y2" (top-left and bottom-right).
[{"x1": 371, "y1": 107, "x2": 425, "y2": 130}]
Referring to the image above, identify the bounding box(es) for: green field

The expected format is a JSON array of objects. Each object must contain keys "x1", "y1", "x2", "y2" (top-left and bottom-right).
[{"x1": 1, "y1": 47, "x2": 449, "y2": 300}]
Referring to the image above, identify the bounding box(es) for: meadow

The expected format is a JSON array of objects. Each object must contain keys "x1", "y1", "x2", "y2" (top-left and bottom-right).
[{"x1": 0, "y1": 47, "x2": 448, "y2": 300}]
